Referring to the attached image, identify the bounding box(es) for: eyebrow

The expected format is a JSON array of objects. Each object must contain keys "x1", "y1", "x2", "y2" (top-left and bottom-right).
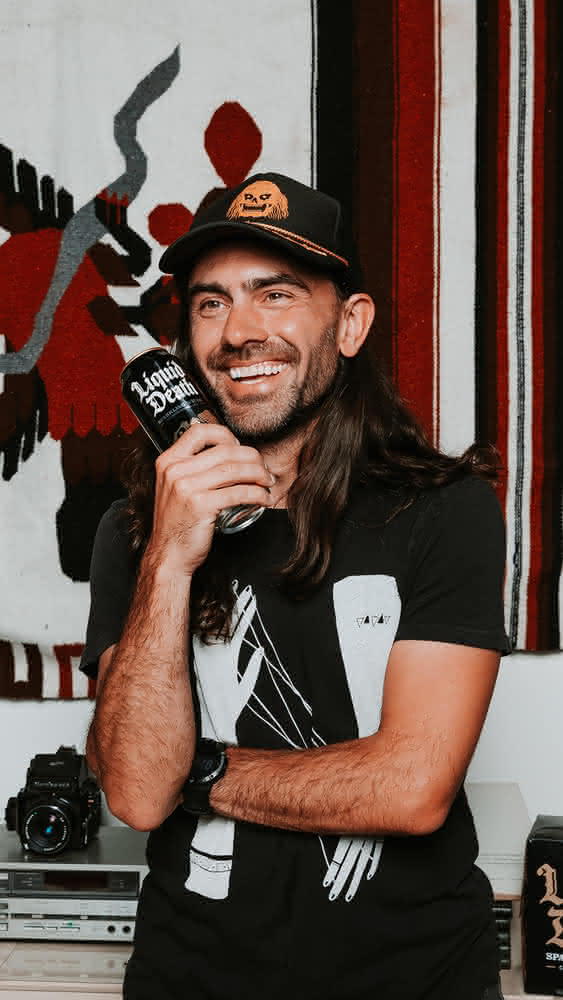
[
  {"x1": 187, "y1": 272, "x2": 311, "y2": 300},
  {"x1": 187, "y1": 281, "x2": 229, "y2": 299},
  {"x1": 246, "y1": 272, "x2": 311, "y2": 293}
]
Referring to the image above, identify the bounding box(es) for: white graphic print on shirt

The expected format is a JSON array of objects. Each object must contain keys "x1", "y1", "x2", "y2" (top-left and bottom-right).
[
  {"x1": 186, "y1": 575, "x2": 401, "y2": 902},
  {"x1": 186, "y1": 585, "x2": 261, "y2": 899},
  {"x1": 323, "y1": 575, "x2": 401, "y2": 901}
]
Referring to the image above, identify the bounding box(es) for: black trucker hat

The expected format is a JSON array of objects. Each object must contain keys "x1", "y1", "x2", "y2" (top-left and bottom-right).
[{"x1": 159, "y1": 172, "x2": 358, "y2": 286}]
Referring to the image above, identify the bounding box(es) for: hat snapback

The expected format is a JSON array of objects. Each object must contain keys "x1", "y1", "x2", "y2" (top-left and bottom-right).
[{"x1": 159, "y1": 173, "x2": 354, "y2": 282}]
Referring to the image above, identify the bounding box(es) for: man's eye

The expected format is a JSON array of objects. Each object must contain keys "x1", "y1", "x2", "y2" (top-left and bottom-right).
[
  {"x1": 265, "y1": 290, "x2": 290, "y2": 303},
  {"x1": 199, "y1": 299, "x2": 223, "y2": 313}
]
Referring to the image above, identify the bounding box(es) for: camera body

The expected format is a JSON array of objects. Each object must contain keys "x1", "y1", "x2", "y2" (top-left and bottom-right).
[{"x1": 5, "y1": 745, "x2": 101, "y2": 855}]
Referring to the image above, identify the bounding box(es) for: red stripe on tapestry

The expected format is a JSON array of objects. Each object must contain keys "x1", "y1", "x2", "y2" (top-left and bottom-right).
[
  {"x1": 54, "y1": 643, "x2": 84, "y2": 700},
  {"x1": 526, "y1": 0, "x2": 547, "y2": 649},
  {"x1": 494, "y1": 0, "x2": 511, "y2": 515},
  {"x1": 392, "y1": 0, "x2": 436, "y2": 434},
  {"x1": 55, "y1": 645, "x2": 73, "y2": 700}
]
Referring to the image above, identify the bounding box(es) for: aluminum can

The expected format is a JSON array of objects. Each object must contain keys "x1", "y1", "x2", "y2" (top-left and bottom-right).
[{"x1": 120, "y1": 347, "x2": 264, "y2": 534}]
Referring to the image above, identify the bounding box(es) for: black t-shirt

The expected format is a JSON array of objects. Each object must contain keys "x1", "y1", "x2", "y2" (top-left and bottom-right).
[{"x1": 81, "y1": 477, "x2": 510, "y2": 1000}]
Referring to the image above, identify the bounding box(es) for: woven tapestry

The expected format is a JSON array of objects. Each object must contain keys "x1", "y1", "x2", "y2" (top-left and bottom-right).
[
  {"x1": 314, "y1": 0, "x2": 562, "y2": 652},
  {"x1": 0, "y1": 0, "x2": 560, "y2": 701},
  {"x1": 0, "y1": 0, "x2": 313, "y2": 699}
]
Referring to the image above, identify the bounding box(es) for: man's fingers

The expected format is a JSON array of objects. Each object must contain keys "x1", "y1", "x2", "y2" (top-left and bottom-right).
[
  {"x1": 165, "y1": 420, "x2": 239, "y2": 457},
  {"x1": 201, "y1": 483, "x2": 272, "y2": 512},
  {"x1": 162, "y1": 461, "x2": 274, "y2": 502},
  {"x1": 148, "y1": 418, "x2": 271, "y2": 575},
  {"x1": 158, "y1": 444, "x2": 274, "y2": 491}
]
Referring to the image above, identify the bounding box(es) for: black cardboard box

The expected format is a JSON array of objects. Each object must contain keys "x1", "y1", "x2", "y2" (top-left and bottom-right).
[{"x1": 523, "y1": 815, "x2": 563, "y2": 995}]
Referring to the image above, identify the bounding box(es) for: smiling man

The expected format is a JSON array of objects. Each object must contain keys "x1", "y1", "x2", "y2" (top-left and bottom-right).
[
  {"x1": 81, "y1": 173, "x2": 510, "y2": 1000},
  {"x1": 186, "y1": 243, "x2": 362, "y2": 444}
]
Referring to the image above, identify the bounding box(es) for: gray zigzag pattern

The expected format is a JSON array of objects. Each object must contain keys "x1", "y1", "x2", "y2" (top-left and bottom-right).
[{"x1": 0, "y1": 45, "x2": 180, "y2": 376}]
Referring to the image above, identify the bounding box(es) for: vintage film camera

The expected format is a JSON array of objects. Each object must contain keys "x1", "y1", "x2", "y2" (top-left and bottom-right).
[{"x1": 4, "y1": 745, "x2": 101, "y2": 855}]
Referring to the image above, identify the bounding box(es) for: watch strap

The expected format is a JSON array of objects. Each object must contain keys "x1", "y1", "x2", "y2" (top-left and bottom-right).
[
  {"x1": 182, "y1": 780, "x2": 216, "y2": 816},
  {"x1": 182, "y1": 739, "x2": 227, "y2": 816}
]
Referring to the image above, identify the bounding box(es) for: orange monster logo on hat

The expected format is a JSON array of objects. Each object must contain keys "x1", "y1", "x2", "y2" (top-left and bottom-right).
[{"x1": 227, "y1": 180, "x2": 289, "y2": 221}]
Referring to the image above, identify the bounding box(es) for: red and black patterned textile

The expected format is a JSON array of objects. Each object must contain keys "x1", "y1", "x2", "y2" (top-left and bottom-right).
[{"x1": 0, "y1": 1, "x2": 559, "y2": 700}]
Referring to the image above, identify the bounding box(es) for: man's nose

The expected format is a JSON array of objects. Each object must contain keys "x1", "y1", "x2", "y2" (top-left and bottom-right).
[{"x1": 220, "y1": 300, "x2": 268, "y2": 347}]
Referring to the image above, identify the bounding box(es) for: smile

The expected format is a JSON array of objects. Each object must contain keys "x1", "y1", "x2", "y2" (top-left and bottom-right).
[{"x1": 229, "y1": 363, "x2": 289, "y2": 380}]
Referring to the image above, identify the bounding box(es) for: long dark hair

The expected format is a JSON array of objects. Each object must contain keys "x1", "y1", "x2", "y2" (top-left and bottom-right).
[{"x1": 121, "y1": 275, "x2": 499, "y2": 641}]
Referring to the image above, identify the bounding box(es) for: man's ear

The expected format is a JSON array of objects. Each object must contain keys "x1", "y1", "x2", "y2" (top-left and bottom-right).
[{"x1": 337, "y1": 293, "x2": 376, "y2": 358}]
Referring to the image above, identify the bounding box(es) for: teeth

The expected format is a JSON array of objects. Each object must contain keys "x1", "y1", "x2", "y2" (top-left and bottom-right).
[{"x1": 229, "y1": 362, "x2": 288, "y2": 380}]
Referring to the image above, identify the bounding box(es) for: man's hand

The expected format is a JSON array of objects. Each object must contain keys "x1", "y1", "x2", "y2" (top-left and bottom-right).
[{"x1": 148, "y1": 423, "x2": 274, "y2": 576}]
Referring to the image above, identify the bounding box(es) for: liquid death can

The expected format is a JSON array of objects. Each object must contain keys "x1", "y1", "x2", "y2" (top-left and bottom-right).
[{"x1": 120, "y1": 347, "x2": 264, "y2": 534}]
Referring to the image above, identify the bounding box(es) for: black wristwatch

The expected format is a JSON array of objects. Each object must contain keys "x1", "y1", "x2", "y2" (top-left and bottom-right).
[{"x1": 181, "y1": 739, "x2": 228, "y2": 816}]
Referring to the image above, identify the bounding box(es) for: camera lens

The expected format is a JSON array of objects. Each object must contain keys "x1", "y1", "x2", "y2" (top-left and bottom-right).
[{"x1": 23, "y1": 805, "x2": 70, "y2": 854}]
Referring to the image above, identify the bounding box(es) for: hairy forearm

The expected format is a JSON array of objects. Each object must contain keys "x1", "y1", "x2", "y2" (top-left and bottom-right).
[
  {"x1": 85, "y1": 727, "x2": 101, "y2": 784},
  {"x1": 89, "y1": 548, "x2": 195, "y2": 830},
  {"x1": 210, "y1": 733, "x2": 450, "y2": 837}
]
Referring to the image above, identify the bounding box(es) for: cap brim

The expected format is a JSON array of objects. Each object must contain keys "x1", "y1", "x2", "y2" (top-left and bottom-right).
[{"x1": 159, "y1": 220, "x2": 349, "y2": 276}]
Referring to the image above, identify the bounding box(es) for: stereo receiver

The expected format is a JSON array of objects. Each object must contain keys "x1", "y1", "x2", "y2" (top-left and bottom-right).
[{"x1": 0, "y1": 825, "x2": 148, "y2": 942}]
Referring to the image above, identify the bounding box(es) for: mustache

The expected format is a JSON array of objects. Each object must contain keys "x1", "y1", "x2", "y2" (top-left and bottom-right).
[{"x1": 207, "y1": 341, "x2": 299, "y2": 371}]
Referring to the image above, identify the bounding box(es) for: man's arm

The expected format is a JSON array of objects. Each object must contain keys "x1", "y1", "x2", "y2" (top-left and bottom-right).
[
  {"x1": 86, "y1": 551, "x2": 196, "y2": 831},
  {"x1": 85, "y1": 422, "x2": 275, "y2": 832},
  {"x1": 210, "y1": 640, "x2": 500, "y2": 836}
]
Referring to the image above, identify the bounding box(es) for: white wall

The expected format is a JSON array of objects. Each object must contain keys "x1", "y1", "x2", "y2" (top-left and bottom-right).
[
  {"x1": 0, "y1": 649, "x2": 561, "y2": 832},
  {"x1": 0, "y1": 697, "x2": 121, "y2": 826},
  {"x1": 466, "y1": 650, "x2": 563, "y2": 821}
]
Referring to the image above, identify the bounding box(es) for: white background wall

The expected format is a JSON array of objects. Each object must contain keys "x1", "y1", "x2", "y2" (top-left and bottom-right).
[
  {"x1": 467, "y1": 651, "x2": 562, "y2": 823},
  {"x1": 0, "y1": 649, "x2": 560, "y2": 831}
]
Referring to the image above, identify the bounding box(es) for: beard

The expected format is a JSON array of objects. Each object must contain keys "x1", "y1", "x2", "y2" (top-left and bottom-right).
[{"x1": 185, "y1": 322, "x2": 342, "y2": 446}]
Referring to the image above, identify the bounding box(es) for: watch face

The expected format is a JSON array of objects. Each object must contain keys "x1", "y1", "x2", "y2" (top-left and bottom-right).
[
  {"x1": 200, "y1": 755, "x2": 221, "y2": 779},
  {"x1": 191, "y1": 743, "x2": 226, "y2": 786},
  {"x1": 182, "y1": 742, "x2": 226, "y2": 816}
]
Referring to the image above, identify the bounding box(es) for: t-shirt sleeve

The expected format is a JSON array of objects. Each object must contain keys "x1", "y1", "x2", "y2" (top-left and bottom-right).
[
  {"x1": 79, "y1": 501, "x2": 137, "y2": 679},
  {"x1": 395, "y1": 478, "x2": 511, "y2": 653}
]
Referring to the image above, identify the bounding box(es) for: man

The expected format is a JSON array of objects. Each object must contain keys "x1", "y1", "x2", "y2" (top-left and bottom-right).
[{"x1": 80, "y1": 173, "x2": 510, "y2": 1000}]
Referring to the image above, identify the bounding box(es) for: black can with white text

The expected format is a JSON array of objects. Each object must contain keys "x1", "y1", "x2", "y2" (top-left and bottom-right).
[
  {"x1": 523, "y1": 816, "x2": 563, "y2": 995},
  {"x1": 120, "y1": 347, "x2": 264, "y2": 534}
]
